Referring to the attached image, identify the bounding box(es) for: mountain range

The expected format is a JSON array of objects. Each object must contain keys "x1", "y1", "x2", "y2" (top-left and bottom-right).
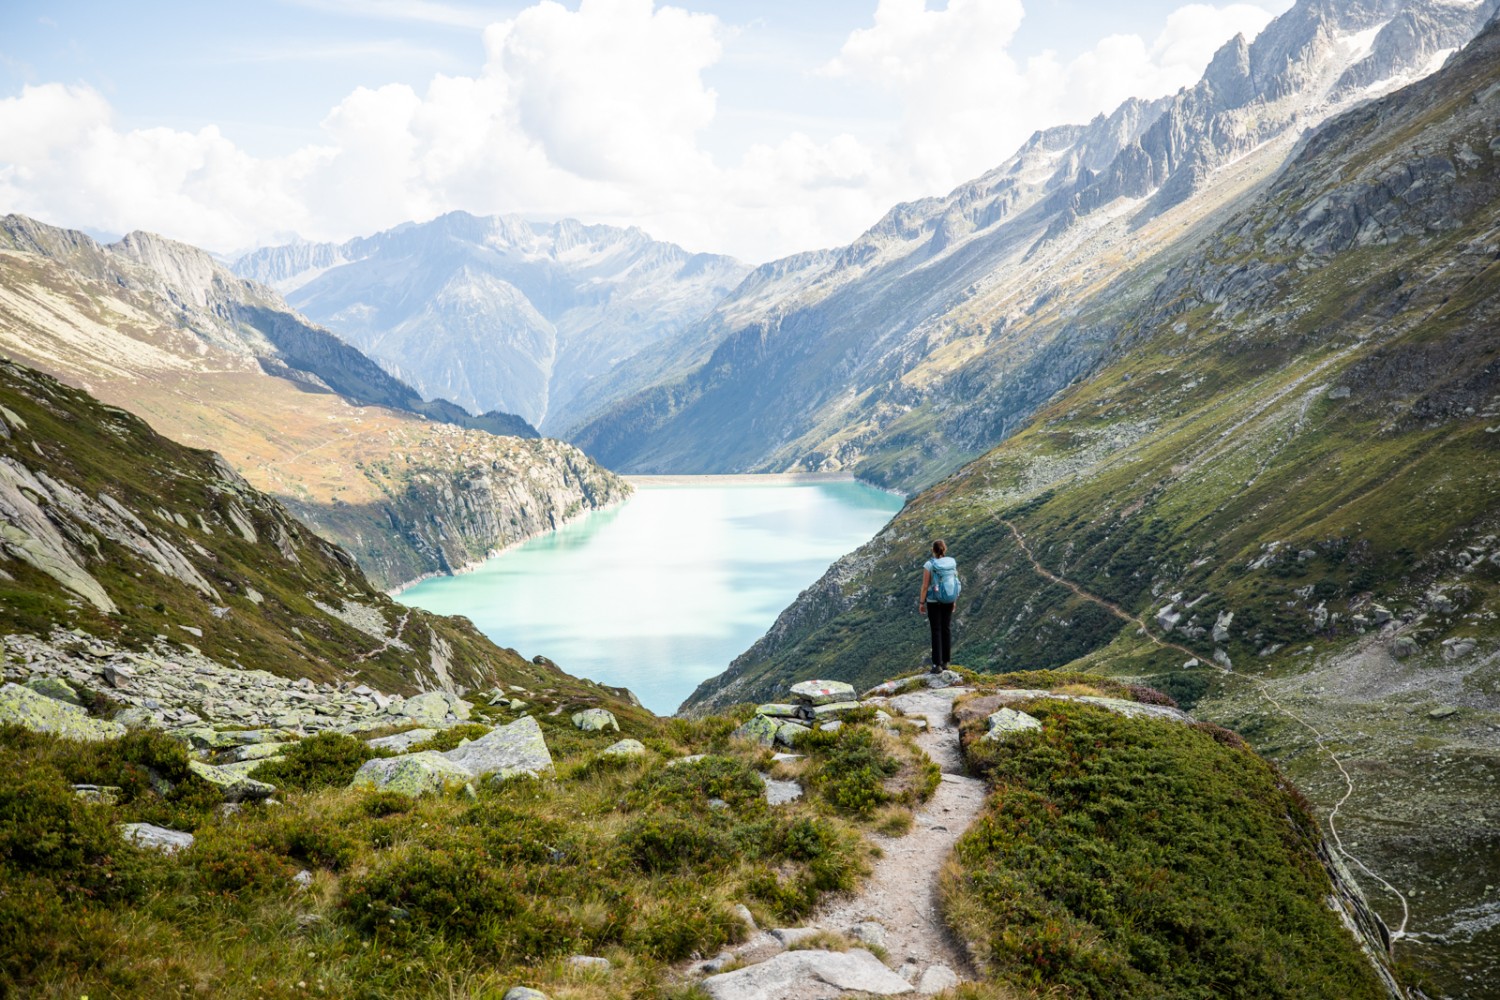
[
  {"x1": 568, "y1": 0, "x2": 1500, "y2": 494},
  {"x1": 684, "y1": 10, "x2": 1500, "y2": 994},
  {"x1": 233, "y1": 212, "x2": 750, "y2": 432}
]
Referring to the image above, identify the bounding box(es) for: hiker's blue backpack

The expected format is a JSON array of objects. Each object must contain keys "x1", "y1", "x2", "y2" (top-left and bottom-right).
[{"x1": 927, "y1": 556, "x2": 961, "y2": 603}]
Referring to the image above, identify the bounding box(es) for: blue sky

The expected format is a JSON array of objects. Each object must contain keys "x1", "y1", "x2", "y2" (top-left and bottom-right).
[{"x1": 0, "y1": 0, "x2": 1291, "y2": 261}]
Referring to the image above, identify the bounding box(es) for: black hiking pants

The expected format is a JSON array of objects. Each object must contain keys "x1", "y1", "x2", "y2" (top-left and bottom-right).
[{"x1": 927, "y1": 601, "x2": 954, "y2": 668}]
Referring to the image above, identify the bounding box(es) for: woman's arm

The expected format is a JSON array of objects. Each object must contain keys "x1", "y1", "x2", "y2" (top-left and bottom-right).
[{"x1": 919, "y1": 568, "x2": 931, "y2": 614}]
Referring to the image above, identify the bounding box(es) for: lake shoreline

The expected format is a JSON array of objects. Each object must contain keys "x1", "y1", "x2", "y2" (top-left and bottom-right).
[{"x1": 628, "y1": 471, "x2": 908, "y2": 499}]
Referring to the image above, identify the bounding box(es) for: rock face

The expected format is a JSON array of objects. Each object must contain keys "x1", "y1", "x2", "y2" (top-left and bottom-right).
[
  {"x1": 235, "y1": 211, "x2": 750, "y2": 432},
  {"x1": 570, "y1": 0, "x2": 1496, "y2": 492},
  {"x1": 0, "y1": 216, "x2": 630, "y2": 590}
]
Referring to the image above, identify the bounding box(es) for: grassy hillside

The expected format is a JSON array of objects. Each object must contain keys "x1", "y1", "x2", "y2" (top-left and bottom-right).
[
  {"x1": 0, "y1": 669, "x2": 1389, "y2": 999},
  {"x1": 0, "y1": 357, "x2": 607, "y2": 700},
  {"x1": 684, "y1": 19, "x2": 1500, "y2": 996}
]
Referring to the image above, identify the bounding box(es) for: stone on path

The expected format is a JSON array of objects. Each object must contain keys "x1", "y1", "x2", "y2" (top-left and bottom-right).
[
  {"x1": 0, "y1": 682, "x2": 126, "y2": 740},
  {"x1": 442, "y1": 715, "x2": 553, "y2": 779},
  {"x1": 601, "y1": 738, "x2": 646, "y2": 757},
  {"x1": 502, "y1": 989, "x2": 550, "y2": 1000},
  {"x1": 789, "y1": 680, "x2": 858, "y2": 706},
  {"x1": 848, "y1": 921, "x2": 887, "y2": 949},
  {"x1": 925, "y1": 670, "x2": 963, "y2": 689},
  {"x1": 916, "y1": 965, "x2": 959, "y2": 995},
  {"x1": 350, "y1": 751, "x2": 472, "y2": 796},
  {"x1": 571, "y1": 708, "x2": 619, "y2": 732},
  {"x1": 700, "y1": 949, "x2": 913, "y2": 1000},
  {"x1": 769, "y1": 926, "x2": 825, "y2": 947},
  {"x1": 120, "y1": 822, "x2": 195, "y2": 854}
]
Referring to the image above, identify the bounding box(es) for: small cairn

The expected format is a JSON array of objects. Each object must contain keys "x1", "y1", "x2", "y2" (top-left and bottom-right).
[{"x1": 733, "y1": 679, "x2": 863, "y2": 747}]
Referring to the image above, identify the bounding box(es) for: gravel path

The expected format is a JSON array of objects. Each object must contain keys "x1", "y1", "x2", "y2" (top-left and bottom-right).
[{"x1": 812, "y1": 686, "x2": 988, "y2": 988}]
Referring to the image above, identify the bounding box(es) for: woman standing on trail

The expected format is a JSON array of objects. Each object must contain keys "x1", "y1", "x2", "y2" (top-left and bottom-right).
[{"x1": 919, "y1": 539, "x2": 961, "y2": 672}]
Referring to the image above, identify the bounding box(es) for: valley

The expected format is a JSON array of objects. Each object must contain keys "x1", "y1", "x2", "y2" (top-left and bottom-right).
[{"x1": 2, "y1": 0, "x2": 1498, "y2": 995}]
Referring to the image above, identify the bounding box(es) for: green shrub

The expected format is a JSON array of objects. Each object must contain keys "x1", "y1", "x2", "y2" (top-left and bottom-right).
[
  {"x1": 618, "y1": 814, "x2": 733, "y2": 873},
  {"x1": 945, "y1": 701, "x2": 1387, "y2": 999},
  {"x1": 803, "y1": 727, "x2": 900, "y2": 818},
  {"x1": 0, "y1": 754, "x2": 120, "y2": 884},
  {"x1": 255, "y1": 731, "x2": 386, "y2": 791},
  {"x1": 626, "y1": 755, "x2": 767, "y2": 813},
  {"x1": 187, "y1": 826, "x2": 294, "y2": 895}
]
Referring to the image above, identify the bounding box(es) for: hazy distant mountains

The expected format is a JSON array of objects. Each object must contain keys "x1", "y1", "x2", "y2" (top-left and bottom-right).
[
  {"x1": 234, "y1": 213, "x2": 750, "y2": 432},
  {"x1": 570, "y1": 0, "x2": 1499, "y2": 491}
]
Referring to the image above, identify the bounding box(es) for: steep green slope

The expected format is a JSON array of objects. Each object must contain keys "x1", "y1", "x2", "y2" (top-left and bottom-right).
[
  {"x1": 0, "y1": 357, "x2": 605, "y2": 699},
  {"x1": 686, "y1": 18, "x2": 1500, "y2": 995}
]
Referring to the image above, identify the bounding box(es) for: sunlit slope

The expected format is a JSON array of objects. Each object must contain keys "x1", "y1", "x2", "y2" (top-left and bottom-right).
[
  {"x1": 0, "y1": 218, "x2": 628, "y2": 589},
  {"x1": 0, "y1": 357, "x2": 613, "y2": 699}
]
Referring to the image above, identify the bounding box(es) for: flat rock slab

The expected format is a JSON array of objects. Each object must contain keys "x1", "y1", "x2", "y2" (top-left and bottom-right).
[
  {"x1": 761, "y1": 775, "x2": 804, "y2": 806},
  {"x1": 120, "y1": 822, "x2": 195, "y2": 853},
  {"x1": 701, "y1": 948, "x2": 912, "y2": 999},
  {"x1": 442, "y1": 715, "x2": 552, "y2": 778},
  {"x1": 789, "y1": 680, "x2": 858, "y2": 706},
  {"x1": 956, "y1": 690, "x2": 1190, "y2": 725},
  {"x1": 0, "y1": 682, "x2": 125, "y2": 740},
  {"x1": 982, "y1": 707, "x2": 1042, "y2": 740}
]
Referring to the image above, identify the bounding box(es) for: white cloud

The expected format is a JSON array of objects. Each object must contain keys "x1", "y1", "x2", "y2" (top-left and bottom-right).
[{"x1": 0, "y1": 1, "x2": 1286, "y2": 264}]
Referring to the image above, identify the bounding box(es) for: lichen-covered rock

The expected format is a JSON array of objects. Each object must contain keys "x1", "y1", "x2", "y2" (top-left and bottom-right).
[
  {"x1": 571, "y1": 708, "x2": 618, "y2": 732},
  {"x1": 366, "y1": 728, "x2": 439, "y2": 752},
  {"x1": 388, "y1": 690, "x2": 472, "y2": 726},
  {"x1": 442, "y1": 715, "x2": 552, "y2": 778},
  {"x1": 24, "y1": 675, "x2": 83, "y2": 706},
  {"x1": 350, "y1": 751, "x2": 474, "y2": 796},
  {"x1": 0, "y1": 682, "x2": 125, "y2": 740},
  {"x1": 188, "y1": 759, "x2": 277, "y2": 801},
  {"x1": 120, "y1": 822, "x2": 194, "y2": 854},
  {"x1": 732, "y1": 713, "x2": 780, "y2": 746},
  {"x1": 756, "y1": 703, "x2": 801, "y2": 718},
  {"x1": 774, "y1": 721, "x2": 810, "y2": 747},
  {"x1": 601, "y1": 738, "x2": 646, "y2": 757},
  {"x1": 808, "y1": 701, "x2": 861, "y2": 720},
  {"x1": 226, "y1": 742, "x2": 290, "y2": 763},
  {"x1": 502, "y1": 988, "x2": 550, "y2": 1000},
  {"x1": 218, "y1": 757, "x2": 282, "y2": 779},
  {"x1": 983, "y1": 707, "x2": 1043, "y2": 741},
  {"x1": 789, "y1": 680, "x2": 857, "y2": 706}
]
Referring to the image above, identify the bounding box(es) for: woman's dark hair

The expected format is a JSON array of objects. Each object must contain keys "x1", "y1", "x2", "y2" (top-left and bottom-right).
[{"x1": 932, "y1": 539, "x2": 946, "y2": 557}]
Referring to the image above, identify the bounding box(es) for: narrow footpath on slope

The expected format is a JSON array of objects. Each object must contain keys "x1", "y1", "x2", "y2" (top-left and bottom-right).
[
  {"x1": 816, "y1": 688, "x2": 988, "y2": 986},
  {"x1": 698, "y1": 684, "x2": 988, "y2": 1000}
]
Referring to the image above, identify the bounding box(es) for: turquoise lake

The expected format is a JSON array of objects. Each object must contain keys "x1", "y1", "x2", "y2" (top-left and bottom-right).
[{"x1": 397, "y1": 477, "x2": 905, "y2": 714}]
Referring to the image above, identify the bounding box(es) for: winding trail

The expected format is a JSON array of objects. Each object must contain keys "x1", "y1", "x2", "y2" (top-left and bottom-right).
[
  {"x1": 1001, "y1": 517, "x2": 1411, "y2": 939},
  {"x1": 814, "y1": 688, "x2": 987, "y2": 984}
]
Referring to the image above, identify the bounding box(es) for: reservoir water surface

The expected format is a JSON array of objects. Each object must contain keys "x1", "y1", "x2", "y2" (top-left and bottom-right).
[{"x1": 397, "y1": 476, "x2": 904, "y2": 714}]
